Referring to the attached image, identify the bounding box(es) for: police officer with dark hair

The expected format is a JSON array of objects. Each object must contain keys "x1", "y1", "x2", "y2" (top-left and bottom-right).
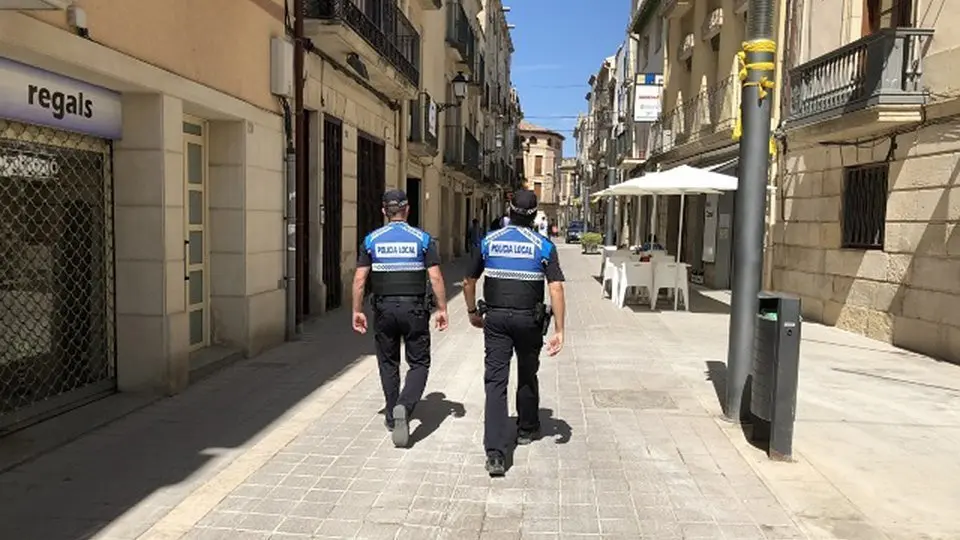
[
  {"x1": 462, "y1": 190, "x2": 566, "y2": 476},
  {"x1": 352, "y1": 189, "x2": 449, "y2": 448}
]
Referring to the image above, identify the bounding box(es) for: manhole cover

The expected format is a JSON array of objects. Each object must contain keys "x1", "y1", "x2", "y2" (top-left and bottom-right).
[{"x1": 591, "y1": 390, "x2": 678, "y2": 410}]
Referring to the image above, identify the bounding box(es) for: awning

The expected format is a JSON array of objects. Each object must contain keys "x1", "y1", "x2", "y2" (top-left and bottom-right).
[{"x1": 591, "y1": 164, "x2": 738, "y2": 199}]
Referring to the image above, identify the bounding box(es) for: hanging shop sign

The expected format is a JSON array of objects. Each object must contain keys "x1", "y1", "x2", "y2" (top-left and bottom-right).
[
  {"x1": 0, "y1": 56, "x2": 122, "y2": 139},
  {"x1": 633, "y1": 73, "x2": 663, "y2": 123}
]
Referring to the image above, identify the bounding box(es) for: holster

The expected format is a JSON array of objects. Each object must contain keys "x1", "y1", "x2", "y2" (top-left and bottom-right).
[
  {"x1": 477, "y1": 299, "x2": 489, "y2": 317},
  {"x1": 534, "y1": 304, "x2": 553, "y2": 336}
]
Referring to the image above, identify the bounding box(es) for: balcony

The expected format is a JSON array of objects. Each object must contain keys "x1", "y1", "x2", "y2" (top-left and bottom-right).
[
  {"x1": 443, "y1": 124, "x2": 463, "y2": 166},
  {"x1": 785, "y1": 28, "x2": 933, "y2": 142},
  {"x1": 497, "y1": 158, "x2": 510, "y2": 187},
  {"x1": 616, "y1": 123, "x2": 651, "y2": 170},
  {"x1": 306, "y1": 0, "x2": 420, "y2": 99},
  {"x1": 463, "y1": 129, "x2": 482, "y2": 180},
  {"x1": 678, "y1": 33, "x2": 695, "y2": 62},
  {"x1": 445, "y1": 0, "x2": 476, "y2": 72},
  {"x1": 660, "y1": 0, "x2": 692, "y2": 19},
  {"x1": 650, "y1": 75, "x2": 739, "y2": 157},
  {"x1": 408, "y1": 92, "x2": 439, "y2": 158},
  {"x1": 477, "y1": 55, "x2": 486, "y2": 88},
  {"x1": 702, "y1": 7, "x2": 723, "y2": 41},
  {"x1": 442, "y1": 124, "x2": 481, "y2": 181}
]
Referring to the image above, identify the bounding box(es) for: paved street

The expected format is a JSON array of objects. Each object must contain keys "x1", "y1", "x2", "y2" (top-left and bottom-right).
[{"x1": 0, "y1": 244, "x2": 958, "y2": 540}]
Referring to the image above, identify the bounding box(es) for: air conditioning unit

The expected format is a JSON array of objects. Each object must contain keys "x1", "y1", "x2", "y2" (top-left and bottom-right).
[{"x1": 0, "y1": 0, "x2": 70, "y2": 9}]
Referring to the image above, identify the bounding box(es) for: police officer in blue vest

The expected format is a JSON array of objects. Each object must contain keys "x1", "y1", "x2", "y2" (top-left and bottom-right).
[
  {"x1": 352, "y1": 189, "x2": 449, "y2": 448},
  {"x1": 462, "y1": 190, "x2": 566, "y2": 476}
]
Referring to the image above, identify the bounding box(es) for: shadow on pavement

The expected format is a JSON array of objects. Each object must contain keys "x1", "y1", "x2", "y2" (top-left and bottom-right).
[
  {"x1": 410, "y1": 392, "x2": 466, "y2": 444},
  {"x1": 0, "y1": 259, "x2": 472, "y2": 540},
  {"x1": 625, "y1": 288, "x2": 732, "y2": 314},
  {"x1": 504, "y1": 408, "x2": 572, "y2": 472},
  {"x1": 706, "y1": 360, "x2": 728, "y2": 413},
  {"x1": 704, "y1": 360, "x2": 767, "y2": 452}
]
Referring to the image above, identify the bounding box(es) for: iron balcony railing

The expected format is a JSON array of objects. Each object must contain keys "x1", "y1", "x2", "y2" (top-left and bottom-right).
[
  {"x1": 463, "y1": 129, "x2": 481, "y2": 178},
  {"x1": 408, "y1": 92, "x2": 438, "y2": 149},
  {"x1": 650, "y1": 75, "x2": 738, "y2": 155},
  {"x1": 786, "y1": 28, "x2": 933, "y2": 125},
  {"x1": 616, "y1": 122, "x2": 651, "y2": 163},
  {"x1": 477, "y1": 54, "x2": 486, "y2": 87},
  {"x1": 445, "y1": 1, "x2": 476, "y2": 71},
  {"x1": 307, "y1": 0, "x2": 421, "y2": 87}
]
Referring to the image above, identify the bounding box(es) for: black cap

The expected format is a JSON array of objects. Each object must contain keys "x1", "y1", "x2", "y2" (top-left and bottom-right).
[
  {"x1": 509, "y1": 190, "x2": 538, "y2": 215},
  {"x1": 382, "y1": 189, "x2": 408, "y2": 208}
]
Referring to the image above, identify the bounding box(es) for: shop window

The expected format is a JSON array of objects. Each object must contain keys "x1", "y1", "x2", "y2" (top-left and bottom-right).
[{"x1": 841, "y1": 163, "x2": 888, "y2": 250}]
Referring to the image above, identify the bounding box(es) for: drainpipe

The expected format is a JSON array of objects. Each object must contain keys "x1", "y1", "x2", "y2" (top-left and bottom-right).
[
  {"x1": 282, "y1": 100, "x2": 297, "y2": 341},
  {"x1": 293, "y1": 0, "x2": 306, "y2": 334},
  {"x1": 399, "y1": 102, "x2": 409, "y2": 192},
  {"x1": 764, "y1": 0, "x2": 790, "y2": 292}
]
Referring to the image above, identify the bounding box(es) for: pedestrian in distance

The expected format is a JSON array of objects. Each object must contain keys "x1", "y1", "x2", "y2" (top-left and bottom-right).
[
  {"x1": 462, "y1": 189, "x2": 566, "y2": 477},
  {"x1": 351, "y1": 189, "x2": 449, "y2": 448}
]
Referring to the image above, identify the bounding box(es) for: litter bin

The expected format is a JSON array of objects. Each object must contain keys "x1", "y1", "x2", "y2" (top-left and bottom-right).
[{"x1": 750, "y1": 292, "x2": 802, "y2": 461}]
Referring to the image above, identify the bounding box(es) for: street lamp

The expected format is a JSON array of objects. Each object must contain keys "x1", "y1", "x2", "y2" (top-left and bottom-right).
[{"x1": 437, "y1": 72, "x2": 469, "y2": 111}]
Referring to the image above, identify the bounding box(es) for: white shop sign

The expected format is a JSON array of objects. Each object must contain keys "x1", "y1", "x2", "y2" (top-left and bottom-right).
[
  {"x1": 701, "y1": 193, "x2": 719, "y2": 263},
  {"x1": 0, "y1": 56, "x2": 122, "y2": 139},
  {"x1": 427, "y1": 99, "x2": 437, "y2": 138}
]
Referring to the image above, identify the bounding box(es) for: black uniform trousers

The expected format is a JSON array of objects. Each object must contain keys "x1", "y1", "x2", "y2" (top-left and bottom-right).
[
  {"x1": 373, "y1": 296, "x2": 432, "y2": 422},
  {"x1": 483, "y1": 308, "x2": 543, "y2": 457}
]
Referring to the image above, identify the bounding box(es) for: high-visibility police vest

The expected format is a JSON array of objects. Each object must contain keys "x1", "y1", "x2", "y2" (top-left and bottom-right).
[
  {"x1": 480, "y1": 225, "x2": 553, "y2": 309},
  {"x1": 363, "y1": 222, "x2": 431, "y2": 296}
]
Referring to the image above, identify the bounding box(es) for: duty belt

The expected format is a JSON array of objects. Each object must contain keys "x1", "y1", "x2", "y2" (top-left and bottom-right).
[
  {"x1": 478, "y1": 300, "x2": 552, "y2": 335},
  {"x1": 375, "y1": 295, "x2": 425, "y2": 302}
]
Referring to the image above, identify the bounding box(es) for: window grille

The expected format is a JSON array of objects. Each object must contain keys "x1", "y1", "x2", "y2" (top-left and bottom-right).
[{"x1": 842, "y1": 163, "x2": 888, "y2": 249}]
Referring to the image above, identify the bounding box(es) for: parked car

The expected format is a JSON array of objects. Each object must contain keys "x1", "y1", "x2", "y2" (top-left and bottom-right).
[{"x1": 565, "y1": 221, "x2": 585, "y2": 243}]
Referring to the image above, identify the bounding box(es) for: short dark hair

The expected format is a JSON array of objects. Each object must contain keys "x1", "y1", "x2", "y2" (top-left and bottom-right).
[
  {"x1": 384, "y1": 205, "x2": 405, "y2": 219},
  {"x1": 509, "y1": 211, "x2": 535, "y2": 228}
]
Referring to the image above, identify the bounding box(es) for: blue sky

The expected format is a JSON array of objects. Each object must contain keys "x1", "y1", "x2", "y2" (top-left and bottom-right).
[{"x1": 506, "y1": 0, "x2": 630, "y2": 157}]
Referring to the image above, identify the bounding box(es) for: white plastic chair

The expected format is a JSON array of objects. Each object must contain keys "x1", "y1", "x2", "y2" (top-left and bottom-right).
[
  {"x1": 617, "y1": 261, "x2": 654, "y2": 308},
  {"x1": 601, "y1": 254, "x2": 631, "y2": 299},
  {"x1": 651, "y1": 262, "x2": 690, "y2": 311},
  {"x1": 599, "y1": 246, "x2": 622, "y2": 277}
]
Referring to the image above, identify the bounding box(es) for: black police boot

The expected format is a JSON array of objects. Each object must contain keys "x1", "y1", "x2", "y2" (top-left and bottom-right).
[
  {"x1": 485, "y1": 452, "x2": 506, "y2": 477},
  {"x1": 384, "y1": 417, "x2": 395, "y2": 432},
  {"x1": 516, "y1": 427, "x2": 541, "y2": 446},
  {"x1": 391, "y1": 404, "x2": 410, "y2": 448}
]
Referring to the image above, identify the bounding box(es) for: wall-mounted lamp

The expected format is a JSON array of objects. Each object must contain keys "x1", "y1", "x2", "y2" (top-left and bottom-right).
[{"x1": 436, "y1": 72, "x2": 469, "y2": 112}]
